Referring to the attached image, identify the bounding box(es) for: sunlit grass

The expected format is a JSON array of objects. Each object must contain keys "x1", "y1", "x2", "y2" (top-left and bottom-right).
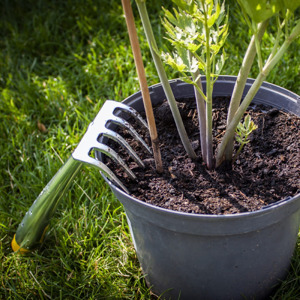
[{"x1": 0, "y1": 0, "x2": 299, "y2": 299}]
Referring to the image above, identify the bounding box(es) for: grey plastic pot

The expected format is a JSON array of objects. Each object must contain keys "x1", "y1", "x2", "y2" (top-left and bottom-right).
[{"x1": 100, "y1": 76, "x2": 300, "y2": 300}]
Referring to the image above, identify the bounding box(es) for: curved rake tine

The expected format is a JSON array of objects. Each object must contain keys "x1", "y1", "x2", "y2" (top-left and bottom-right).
[
  {"x1": 102, "y1": 129, "x2": 145, "y2": 168},
  {"x1": 108, "y1": 115, "x2": 152, "y2": 154},
  {"x1": 112, "y1": 101, "x2": 149, "y2": 129},
  {"x1": 91, "y1": 142, "x2": 136, "y2": 180},
  {"x1": 74, "y1": 155, "x2": 129, "y2": 194}
]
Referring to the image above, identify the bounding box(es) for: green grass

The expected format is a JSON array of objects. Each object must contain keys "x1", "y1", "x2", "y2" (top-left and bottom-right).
[{"x1": 0, "y1": 0, "x2": 299, "y2": 299}]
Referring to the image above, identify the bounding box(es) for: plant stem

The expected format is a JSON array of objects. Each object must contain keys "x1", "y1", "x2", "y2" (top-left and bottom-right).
[
  {"x1": 135, "y1": 0, "x2": 197, "y2": 159},
  {"x1": 205, "y1": 92, "x2": 213, "y2": 169},
  {"x1": 216, "y1": 71, "x2": 266, "y2": 167},
  {"x1": 223, "y1": 20, "x2": 267, "y2": 161},
  {"x1": 121, "y1": 0, "x2": 163, "y2": 173},
  {"x1": 216, "y1": 20, "x2": 300, "y2": 167},
  {"x1": 203, "y1": 2, "x2": 213, "y2": 169},
  {"x1": 190, "y1": 52, "x2": 207, "y2": 164},
  {"x1": 194, "y1": 76, "x2": 207, "y2": 163},
  {"x1": 232, "y1": 143, "x2": 244, "y2": 163},
  {"x1": 253, "y1": 22, "x2": 264, "y2": 71}
]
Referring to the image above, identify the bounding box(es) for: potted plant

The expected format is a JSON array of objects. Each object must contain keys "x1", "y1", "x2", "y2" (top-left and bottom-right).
[{"x1": 100, "y1": 0, "x2": 300, "y2": 299}]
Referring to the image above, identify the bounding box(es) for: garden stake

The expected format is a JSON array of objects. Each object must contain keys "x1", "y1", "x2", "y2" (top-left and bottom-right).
[{"x1": 122, "y1": 0, "x2": 163, "y2": 173}]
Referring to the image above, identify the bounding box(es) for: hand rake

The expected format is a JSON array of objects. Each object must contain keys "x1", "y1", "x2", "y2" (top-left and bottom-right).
[{"x1": 12, "y1": 100, "x2": 151, "y2": 252}]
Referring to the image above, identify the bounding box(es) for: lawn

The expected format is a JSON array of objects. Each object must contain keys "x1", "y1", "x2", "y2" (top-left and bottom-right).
[{"x1": 0, "y1": 0, "x2": 299, "y2": 299}]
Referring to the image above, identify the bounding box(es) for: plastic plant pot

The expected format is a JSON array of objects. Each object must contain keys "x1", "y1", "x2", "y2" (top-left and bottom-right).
[{"x1": 99, "y1": 76, "x2": 300, "y2": 300}]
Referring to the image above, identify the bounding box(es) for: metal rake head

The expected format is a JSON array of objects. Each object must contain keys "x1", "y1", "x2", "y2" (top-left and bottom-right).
[{"x1": 72, "y1": 100, "x2": 151, "y2": 193}]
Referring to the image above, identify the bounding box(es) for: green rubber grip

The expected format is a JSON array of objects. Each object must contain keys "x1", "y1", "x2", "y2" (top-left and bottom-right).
[{"x1": 12, "y1": 157, "x2": 82, "y2": 252}]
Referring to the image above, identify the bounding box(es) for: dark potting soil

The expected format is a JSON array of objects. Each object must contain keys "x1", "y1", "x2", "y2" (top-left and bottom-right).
[{"x1": 106, "y1": 97, "x2": 300, "y2": 215}]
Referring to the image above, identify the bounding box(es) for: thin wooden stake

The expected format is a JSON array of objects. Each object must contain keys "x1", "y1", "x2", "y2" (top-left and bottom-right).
[{"x1": 121, "y1": 0, "x2": 163, "y2": 173}]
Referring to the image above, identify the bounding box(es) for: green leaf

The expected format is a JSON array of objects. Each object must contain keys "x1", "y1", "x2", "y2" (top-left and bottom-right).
[
  {"x1": 235, "y1": 135, "x2": 244, "y2": 144},
  {"x1": 172, "y1": 0, "x2": 197, "y2": 14},
  {"x1": 187, "y1": 42, "x2": 202, "y2": 53},
  {"x1": 176, "y1": 45, "x2": 190, "y2": 67},
  {"x1": 244, "y1": 114, "x2": 251, "y2": 128},
  {"x1": 162, "y1": 52, "x2": 187, "y2": 72},
  {"x1": 282, "y1": 0, "x2": 300, "y2": 12},
  {"x1": 207, "y1": 3, "x2": 221, "y2": 28},
  {"x1": 211, "y1": 44, "x2": 221, "y2": 54},
  {"x1": 235, "y1": 115, "x2": 257, "y2": 148},
  {"x1": 162, "y1": 17, "x2": 177, "y2": 40},
  {"x1": 163, "y1": 7, "x2": 180, "y2": 27},
  {"x1": 216, "y1": 1, "x2": 226, "y2": 26},
  {"x1": 215, "y1": 50, "x2": 227, "y2": 75},
  {"x1": 237, "y1": 0, "x2": 282, "y2": 23}
]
